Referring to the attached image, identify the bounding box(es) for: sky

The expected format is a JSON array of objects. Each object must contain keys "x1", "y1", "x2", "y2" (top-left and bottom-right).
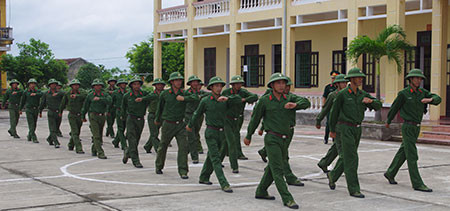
[{"x1": 8, "y1": 0, "x2": 184, "y2": 71}]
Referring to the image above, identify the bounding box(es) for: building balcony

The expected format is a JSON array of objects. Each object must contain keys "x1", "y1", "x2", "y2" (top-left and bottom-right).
[{"x1": 157, "y1": 5, "x2": 188, "y2": 25}]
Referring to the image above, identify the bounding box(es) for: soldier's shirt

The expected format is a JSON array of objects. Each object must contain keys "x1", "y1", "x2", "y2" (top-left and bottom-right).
[
  {"x1": 107, "y1": 86, "x2": 116, "y2": 95},
  {"x1": 2, "y1": 88, "x2": 23, "y2": 108},
  {"x1": 185, "y1": 87, "x2": 202, "y2": 115},
  {"x1": 121, "y1": 90, "x2": 152, "y2": 118},
  {"x1": 246, "y1": 91, "x2": 311, "y2": 140},
  {"x1": 39, "y1": 89, "x2": 65, "y2": 112},
  {"x1": 221, "y1": 87, "x2": 258, "y2": 118},
  {"x1": 110, "y1": 88, "x2": 127, "y2": 114},
  {"x1": 81, "y1": 91, "x2": 112, "y2": 119},
  {"x1": 316, "y1": 90, "x2": 338, "y2": 125},
  {"x1": 329, "y1": 86, "x2": 382, "y2": 133},
  {"x1": 147, "y1": 90, "x2": 162, "y2": 114},
  {"x1": 155, "y1": 87, "x2": 199, "y2": 123},
  {"x1": 60, "y1": 89, "x2": 87, "y2": 114},
  {"x1": 20, "y1": 88, "x2": 43, "y2": 110},
  {"x1": 323, "y1": 83, "x2": 337, "y2": 99},
  {"x1": 387, "y1": 86, "x2": 441, "y2": 124}
]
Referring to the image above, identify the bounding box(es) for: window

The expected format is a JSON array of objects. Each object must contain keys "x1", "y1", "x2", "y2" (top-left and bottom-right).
[
  {"x1": 362, "y1": 54, "x2": 375, "y2": 93},
  {"x1": 241, "y1": 45, "x2": 265, "y2": 87},
  {"x1": 204, "y1": 48, "x2": 216, "y2": 85},
  {"x1": 272, "y1": 44, "x2": 282, "y2": 73},
  {"x1": 295, "y1": 41, "x2": 319, "y2": 88},
  {"x1": 332, "y1": 37, "x2": 348, "y2": 74},
  {"x1": 404, "y1": 46, "x2": 417, "y2": 87}
]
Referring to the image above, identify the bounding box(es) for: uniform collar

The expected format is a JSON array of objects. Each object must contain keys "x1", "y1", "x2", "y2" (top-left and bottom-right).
[
  {"x1": 408, "y1": 85, "x2": 422, "y2": 93},
  {"x1": 269, "y1": 90, "x2": 287, "y2": 101},
  {"x1": 210, "y1": 93, "x2": 220, "y2": 101},
  {"x1": 230, "y1": 88, "x2": 240, "y2": 94},
  {"x1": 169, "y1": 87, "x2": 183, "y2": 95},
  {"x1": 118, "y1": 88, "x2": 125, "y2": 93},
  {"x1": 28, "y1": 88, "x2": 36, "y2": 92},
  {"x1": 93, "y1": 91, "x2": 104, "y2": 96},
  {"x1": 188, "y1": 87, "x2": 197, "y2": 94},
  {"x1": 71, "y1": 89, "x2": 80, "y2": 94},
  {"x1": 48, "y1": 89, "x2": 57, "y2": 94},
  {"x1": 347, "y1": 86, "x2": 360, "y2": 95},
  {"x1": 130, "y1": 90, "x2": 143, "y2": 96}
]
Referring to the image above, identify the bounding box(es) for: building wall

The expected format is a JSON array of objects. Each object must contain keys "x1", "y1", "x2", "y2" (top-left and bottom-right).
[{"x1": 195, "y1": 35, "x2": 229, "y2": 82}]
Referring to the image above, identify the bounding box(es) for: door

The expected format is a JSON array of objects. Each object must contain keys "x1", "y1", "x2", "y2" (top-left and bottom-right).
[
  {"x1": 272, "y1": 44, "x2": 282, "y2": 73},
  {"x1": 204, "y1": 48, "x2": 216, "y2": 85},
  {"x1": 416, "y1": 31, "x2": 432, "y2": 91},
  {"x1": 241, "y1": 45, "x2": 263, "y2": 87},
  {"x1": 446, "y1": 45, "x2": 450, "y2": 117}
]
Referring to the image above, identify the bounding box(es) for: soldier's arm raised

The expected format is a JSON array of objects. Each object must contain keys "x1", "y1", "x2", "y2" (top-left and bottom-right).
[
  {"x1": 187, "y1": 98, "x2": 206, "y2": 130},
  {"x1": 245, "y1": 98, "x2": 265, "y2": 142},
  {"x1": 155, "y1": 92, "x2": 165, "y2": 124},
  {"x1": 386, "y1": 92, "x2": 405, "y2": 125},
  {"x1": 424, "y1": 89, "x2": 442, "y2": 106},
  {"x1": 329, "y1": 92, "x2": 344, "y2": 133},
  {"x1": 316, "y1": 93, "x2": 335, "y2": 126}
]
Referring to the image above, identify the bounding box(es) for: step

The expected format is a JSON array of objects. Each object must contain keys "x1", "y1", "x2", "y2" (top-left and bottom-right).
[
  {"x1": 421, "y1": 124, "x2": 450, "y2": 133},
  {"x1": 421, "y1": 131, "x2": 450, "y2": 140},
  {"x1": 389, "y1": 135, "x2": 450, "y2": 146}
]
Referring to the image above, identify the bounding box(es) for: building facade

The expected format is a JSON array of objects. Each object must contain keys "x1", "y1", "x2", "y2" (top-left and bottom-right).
[
  {"x1": 153, "y1": 0, "x2": 450, "y2": 120},
  {"x1": 59, "y1": 58, "x2": 89, "y2": 81},
  {"x1": 0, "y1": 0, "x2": 13, "y2": 92}
]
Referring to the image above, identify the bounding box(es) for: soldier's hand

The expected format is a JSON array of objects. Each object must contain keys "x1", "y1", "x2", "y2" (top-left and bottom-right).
[
  {"x1": 284, "y1": 102, "x2": 297, "y2": 109},
  {"x1": 186, "y1": 126, "x2": 192, "y2": 132},
  {"x1": 421, "y1": 98, "x2": 433, "y2": 104},
  {"x1": 93, "y1": 97, "x2": 100, "y2": 101},
  {"x1": 154, "y1": 121, "x2": 160, "y2": 125},
  {"x1": 70, "y1": 94, "x2": 77, "y2": 99},
  {"x1": 362, "y1": 97, "x2": 373, "y2": 104},
  {"x1": 12, "y1": 91, "x2": 17, "y2": 95},
  {"x1": 241, "y1": 98, "x2": 246, "y2": 102},
  {"x1": 244, "y1": 138, "x2": 251, "y2": 146},
  {"x1": 30, "y1": 93, "x2": 36, "y2": 96},
  {"x1": 109, "y1": 91, "x2": 113, "y2": 94},
  {"x1": 135, "y1": 98, "x2": 143, "y2": 102},
  {"x1": 385, "y1": 123, "x2": 390, "y2": 129},
  {"x1": 52, "y1": 93, "x2": 58, "y2": 97},
  {"x1": 19, "y1": 111, "x2": 23, "y2": 115},
  {"x1": 217, "y1": 96, "x2": 228, "y2": 102},
  {"x1": 315, "y1": 124, "x2": 321, "y2": 129},
  {"x1": 258, "y1": 130, "x2": 263, "y2": 136},
  {"x1": 58, "y1": 113, "x2": 62, "y2": 117},
  {"x1": 82, "y1": 118, "x2": 87, "y2": 122},
  {"x1": 176, "y1": 95, "x2": 185, "y2": 101},
  {"x1": 39, "y1": 113, "x2": 42, "y2": 118},
  {"x1": 107, "y1": 113, "x2": 111, "y2": 116},
  {"x1": 330, "y1": 132, "x2": 336, "y2": 139}
]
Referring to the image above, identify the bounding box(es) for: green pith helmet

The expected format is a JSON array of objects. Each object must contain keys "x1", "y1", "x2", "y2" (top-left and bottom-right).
[
  {"x1": 345, "y1": 68, "x2": 366, "y2": 79},
  {"x1": 168, "y1": 72, "x2": 184, "y2": 82},
  {"x1": 69, "y1": 79, "x2": 81, "y2": 86},
  {"x1": 230, "y1": 75, "x2": 245, "y2": 84},
  {"x1": 91, "y1": 79, "x2": 104, "y2": 87},
  {"x1": 207, "y1": 76, "x2": 226, "y2": 90},
  {"x1": 406, "y1": 69, "x2": 426, "y2": 80},
  {"x1": 200, "y1": 81, "x2": 204, "y2": 85},
  {"x1": 108, "y1": 78, "x2": 117, "y2": 83},
  {"x1": 9, "y1": 79, "x2": 19, "y2": 85},
  {"x1": 129, "y1": 76, "x2": 143, "y2": 88},
  {"x1": 333, "y1": 74, "x2": 348, "y2": 84},
  {"x1": 286, "y1": 77, "x2": 292, "y2": 86},
  {"x1": 57, "y1": 81, "x2": 62, "y2": 86},
  {"x1": 48, "y1": 78, "x2": 58, "y2": 86},
  {"x1": 117, "y1": 78, "x2": 128, "y2": 85},
  {"x1": 28, "y1": 78, "x2": 37, "y2": 84},
  {"x1": 267, "y1": 73, "x2": 288, "y2": 88},
  {"x1": 152, "y1": 78, "x2": 166, "y2": 86},
  {"x1": 187, "y1": 75, "x2": 202, "y2": 85}
]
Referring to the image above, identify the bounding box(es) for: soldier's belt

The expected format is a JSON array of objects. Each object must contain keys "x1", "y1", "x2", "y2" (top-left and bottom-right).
[
  {"x1": 207, "y1": 125, "x2": 224, "y2": 132},
  {"x1": 266, "y1": 130, "x2": 288, "y2": 139},
  {"x1": 69, "y1": 112, "x2": 81, "y2": 116},
  {"x1": 49, "y1": 108, "x2": 59, "y2": 113},
  {"x1": 165, "y1": 120, "x2": 182, "y2": 125},
  {"x1": 338, "y1": 121, "x2": 361, "y2": 128},
  {"x1": 129, "y1": 114, "x2": 144, "y2": 121},
  {"x1": 91, "y1": 112, "x2": 105, "y2": 116},
  {"x1": 226, "y1": 115, "x2": 239, "y2": 121},
  {"x1": 404, "y1": 120, "x2": 421, "y2": 127}
]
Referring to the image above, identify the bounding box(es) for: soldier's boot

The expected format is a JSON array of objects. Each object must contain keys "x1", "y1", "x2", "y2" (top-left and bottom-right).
[
  {"x1": 47, "y1": 138, "x2": 54, "y2": 146},
  {"x1": 8, "y1": 130, "x2": 13, "y2": 137},
  {"x1": 133, "y1": 162, "x2": 143, "y2": 168},
  {"x1": 284, "y1": 201, "x2": 299, "y2": 209},
  {"x1": 13, "y1": 134, "x2": 20, "y2": 139},
  {"x1": 27, "y1": 135, "x2": 32, "y2": 142},
  {"x1": 143, "y1": 145, "x2": 152, "y2": 153}
]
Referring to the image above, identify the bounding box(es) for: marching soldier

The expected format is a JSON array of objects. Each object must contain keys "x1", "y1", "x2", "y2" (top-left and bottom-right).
[
  {"x1": 197, "y1": 81, "x2": 207, "y2": 154},
  {"x1": 187, "y1": 76, "x2": 239, "y2": 193},
  {"x1": 221, "y1": 75, "x2": 258, "y2": 173},
  {"x1": 59, "y1": 79, "x2": 87, "y2": 154},
  {"x1": 39, "y1": 79, "x2": 64, "y2": 148},
  {"x1": 111, "y1": 78, "x2": 128, "y2": 149},
  {"x1": 55, "y1": 81, "x2": 64, "y2": 137},
  {"x1": 327, "y1": 68, "x2": 382, "y2": 198},
  {"x1": 185, "y1": 75, "x2": 203, "y2": 164},
  {"x1": 122, "y1": 77, "x2": 151, "y2": 168},
  {"x1": 19, "y1": 79, "x2": 43, "y2": 143},
  {"x1": 384, "y1": 69, "x2": 441, "y2": 192},
  {"x1": 244, "y1": 73, "x2": 307, "y2": 209},
  {"x1": 105, "y1": 78, "x2": 117, "y2": 138},
  {"x1": 154, "y1": 72, "x2": 198, "y2": 179},
  {"x1": 143, "y1": 78, "x2": 166, "y2": 153},
  {"x1": 2, "y1": 79, "x2": 23, "y2": 138},
  {"x1": 316, "y1": 74, "x2": 348, "y2": 173},
  {"x1": 81, "y1": 79, "x2": 112, "y2": 159},
  {"x1": 322, "y1": 70, "x2": 340, "y2": 144}
]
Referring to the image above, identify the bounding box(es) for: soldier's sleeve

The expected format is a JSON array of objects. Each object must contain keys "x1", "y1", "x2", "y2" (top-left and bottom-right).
[
  {"x1": 121, "y1": 93, "x2": 128, "y2": 120},
  {"x1": 289, "y1": 94, "x2": 311, "y2": 110},
  {"x1": 424, "y1": 89, "x2": 442, "y2": 106},
  {"x1": 226, "y1": 94, "x2": 242, "y2": 106},
  {"x1": 188, "y1": 98, "x2": 206, "y2": 128},
  {"x1": 39, "y1": 93, "x2": 47, "y2": 113},
  {"x1": 245, "y1": 98, "x2": 265, "y2": 141},
  {"x1": 329, "y1": 92, "x2": 344, "y2": 133},
  {"x1": 2, "y1": 90, "x2": 9, "y2": 108},
  {"x1": 182, "y1": 90, "x2": 200, "y2": 103},
  {"x1": 242, "y1": 89, "x2": 258, "y2": 103},
  {"x1": 59, "y1": 93, "x2": 68, "y2": 113},
  {"x1": 19, "y1": 92, "x2": 27, "y2": 111},
  {"x1": 109, "y1": 92, "x2": 116, "y2": 113},
  {"x1": 155, "y1": 92, "x2": 165, "y2": 123},
  {"x1": 365, "y1": 92, "x2": 382, "y2": 111},
  {"x1": 199, "y1": 90, "x2": 209, "y2": 98},
  {"x1": 81, "y1": 95, "x2": 91, "y2": 119},
  {"x1": 316, "y1": 93, "x2": 335, "y2": 125},
  {"x1": 104, "y1": 93, "x2": 112, "y2": 112},
  {"x1": 386, "y1": 92, "x2": 405, "y2": 124}
]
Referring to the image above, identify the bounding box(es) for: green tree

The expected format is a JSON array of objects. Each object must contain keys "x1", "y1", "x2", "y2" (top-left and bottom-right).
[
  {"x1": 98, "y1": 65, "x2": 127, "y2": 82},
  {"x1": 346, "y1": 25, "x2": 413, "y2": 121},
  {"x1": 76, "y1": 63, "x2": 102, "y2": 89},
  {"x1": 126, "y1": 36, "x2": 184, "y2": 81},
  {"x1": 0, "y1": 38, "x2": 69, "y2": 87}
]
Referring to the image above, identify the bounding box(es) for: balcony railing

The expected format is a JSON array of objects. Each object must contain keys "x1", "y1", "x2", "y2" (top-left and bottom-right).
[
  {"x1": 0, "y1": 27, "x2": 13, "y2": 41},
  {"x1": 157, "y1": 5, "x2": 188, "y2": 24},
  {"x1": 193, "y1": 0, "x2": 230, "y2": 19},
  {"x1": 292, "y1": 0, "x2": 328, "y2": 6},
  {"x1": 239, "y1": 0, "x2": 282, "y2": 12}
]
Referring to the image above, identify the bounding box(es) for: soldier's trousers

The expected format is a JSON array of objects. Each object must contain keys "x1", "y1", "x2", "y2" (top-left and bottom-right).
[
  {"x1": 324, "y1": 115, "x2": 330, "y2": 141},
  {"x1": 56, "y1": 113, "x2": 62, "y2": 135},
  {"x1": 25, "y1": 108, "x2": 39, "y2": 141},
  {"x1": 220, "y1": 117, "x2": 239, "y2": 171},
  {"x1": 258, "y1": 128, "x2": 298, "y2": 183},
  {"x1": 89, "y1": 113, "x2": 106, "y2": 157},
  {"x1": 385, "y1": 123, "x2": 425, "y2": 189},
  {"x1": 186, "y1": 113, "x2": 203, "y2": 161},
  {"x1": 125, "y1": 115, "x2": 145, "y2": 165},
  {"x1": 329, "y1": 124, "x2": 362, "y2": 194},
  {"x1": 8, "y1": 107, "x2": 20, "y2": 136},
  {"x1": 199, "y1": 128, "x2": 230, "y2": 188},
  {"x1": 106, "y1": 110, "x2": 116, "y2": 137},
  {"x1": 155, "y1": 120, "x2": 189, "y2": 176},
  {"x1": 237, "y1": 116, "x2": 245, "y2": 157},
  {"x1": 256, "y1": 133, "x2": 294, "y2": 204},
  {"x1": 67, "y1": 113, "x2": 83, "y2": 152},
  {"x1": 144, "y1": 113, "x2": 160, "y2": 152},
  {"x1": 113, "y1": 110, "x2": 127, "y2": 150},
  {"x1": 47, "y1": 110, "x2": 60, "y2": 145},
  {"x1": 317, "y1": 138, "x2": 338, "y2": 170}
]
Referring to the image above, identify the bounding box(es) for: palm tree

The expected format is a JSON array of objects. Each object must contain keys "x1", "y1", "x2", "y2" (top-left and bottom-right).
[{"x1": 346, "y1": 24, "x2": 413, "y2": 121}]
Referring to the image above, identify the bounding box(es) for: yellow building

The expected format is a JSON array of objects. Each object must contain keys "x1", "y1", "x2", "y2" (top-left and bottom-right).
[
  {"x1": 0, "y1": 0, "x2": 13, "y2": 92},
  {"x1": 153, "y1": 0, "x2": 449, "y2": 120}
]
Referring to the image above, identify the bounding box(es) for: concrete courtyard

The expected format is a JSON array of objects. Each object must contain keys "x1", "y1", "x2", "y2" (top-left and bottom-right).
[{"x1": 0, "y1": 110, "x2": 450, "y2": 211}]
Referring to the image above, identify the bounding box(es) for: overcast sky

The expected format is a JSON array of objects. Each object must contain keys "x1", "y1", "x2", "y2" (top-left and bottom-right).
[{"x1": 9, "y1": 0, "x2": 184, "y2": 71}]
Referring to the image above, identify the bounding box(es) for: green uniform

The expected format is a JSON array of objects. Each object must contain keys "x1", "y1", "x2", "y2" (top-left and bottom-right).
[
  {"x1": 3, "y1": 87, "x2": 23, "y2": 137},
  {"x1": 144, "y1": 90, "x2": 162, "y2": 153},
  {"x1": 322, "y1": 83, "x2": 337, "y2": 142},
  {"x1": 121, "y1": 90, "x2": 151, "y2": 166},
  {"x1": 246, "y1": 91, "x2": 307, "y2": 204},
  {"x1": 106, "y1": 86, "x2": 116, "y2": 138},
  {"x1": 184, "y1": 87, "x2": 203, "y2": 162},
  {"x1": 60, "y1": 89, "x2": 87, "y2": 152},
  {"x1": 111, "y1": 88, "x2": 128, "y2": 149},
  {"x1": 385, "y1": 86, "x2": 441, "y2": 189},
  {"x1": 221, "y1": 87, "x2": 258, "y2": 170},
  {"x1": 155, "y1": 87, "x2": 198, "y2": 176},
  {"x1": 189, "y1": 93, "x2": 239, "y2": 188},
  {"x1": 56, "y1": 90, "x2": 65, "y2": 137},
  {"x1": 20, "y1": 88, "x2": 43, "y2": 142},
  {"x1": 328, "y1": 86, "x2": 382, "y2": 195},
  {"x1": 316, "y1": 90, "x2": 339, "y2": 170},
  {"x1": 82, "y1": 91, "x2": 112, "y2": 158},
  {"x1": 39, "y1": 89, "x2": 64, "y2": 146}
]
